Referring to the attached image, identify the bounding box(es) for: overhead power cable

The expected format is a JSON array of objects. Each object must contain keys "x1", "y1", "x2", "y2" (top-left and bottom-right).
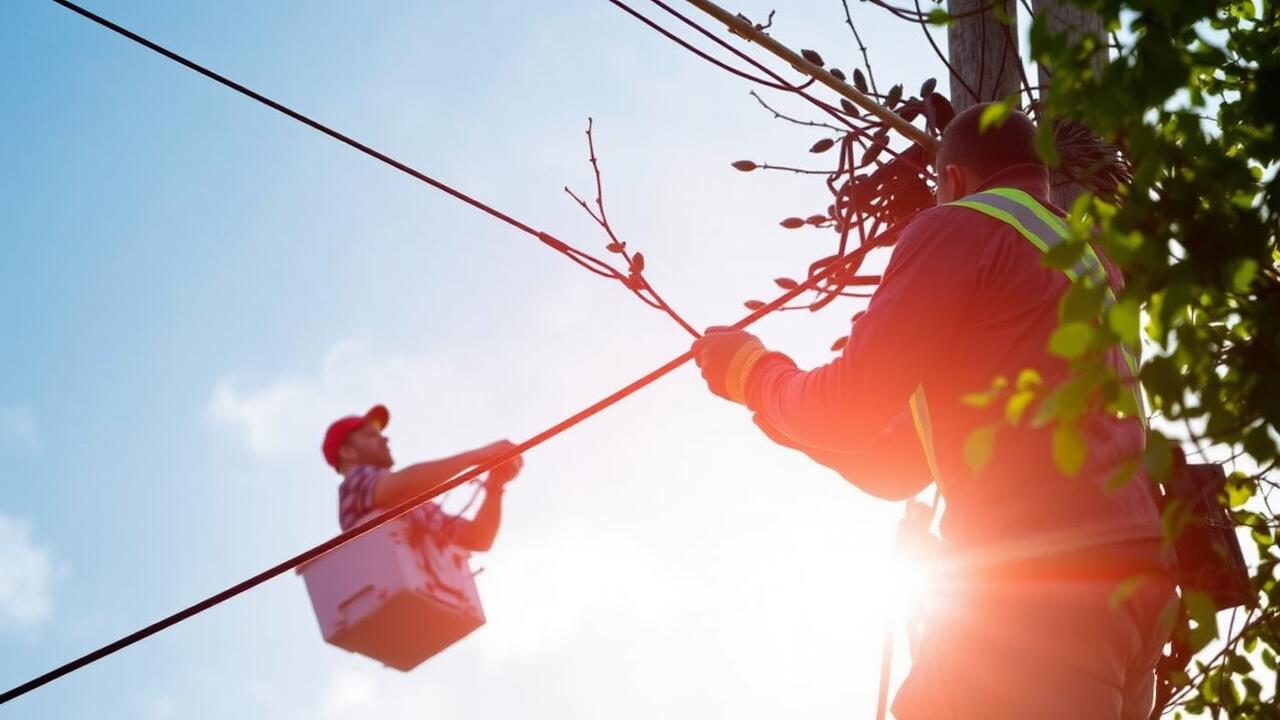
[
  {"x1": 1, "y1": 0, "x2": 914, "y2": 705},
  {"x1": 40, "y1": 0, "x2": 702, "y2": 333},
  {"x1": 0, "y1": 224, "x2": 902, "y2": 705},
  {"x1": 612, "y1": 0, "x2": 931, "y2": 177}
]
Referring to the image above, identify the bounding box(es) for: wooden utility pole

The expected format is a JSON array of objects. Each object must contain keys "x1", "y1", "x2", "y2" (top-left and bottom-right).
[
  {"x1": 1029, "y1": 0, "x2": 1109, "y2": 209},
  {"x1": 1029, "y1": 0, "x2": 1107, "y2": 87},
  {"x1": 946, "y1": 0, "x2": 1110, "y2": 208},
  {"x1": 945, "y1": 0, "x2": 1022, "y2": 114}
]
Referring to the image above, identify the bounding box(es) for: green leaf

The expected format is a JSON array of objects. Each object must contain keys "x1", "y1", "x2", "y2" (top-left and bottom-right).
[
  {"x1": 1015, "y1": 368, "x2": 1042, "y2": 392},
  {"x1": 1005, "y1": 390, "x2": 1036, "y2": 425},
  {"x1": 1184, "y1": 590, "x2": 1218, "y2": 653},
  {"x1": 1061, "y1": 283, "x2": 1107, "y2": 323},
  {"x1": 1143, "y1": 431, "x2": 1174, "y2": 482},
  {"x1": 1139, "y1": 356, "x2": 1180, "y2": 411},
  {"x1": 1106, "y1": 298, "x2": 1142, "y2": 346},
  {"x1": 1226, "y1": 473, "x2": 1253, "y2": 508},
  {"x1": 1105, "y1": 458, "x2": 1139, "y2": 490},
  {"x1": 979, "y1": 94, "x2": 1017, "y2": 132},
  {"x1": 1243, "y1": 424, "x2": 1278, "y2": 460},
  {"x1": 1109, "y1": 574, "x2": 1153, "y2": 608},
  {"x1": 1052, "y1": 423, "x2": 1086, "y2": 475},
  {"x1": 1229, "y1": 257, "x2": 1258, "y2": 292},
  {"x1": 963, "y1": 424, "x2": 998, "y2": 473},
  {"x1": 1048, "y1": 322, "x2": 1095, "y2": 359},
  {"x1": 961, "y1": 375, "x2": 1008, "y2": 408}
]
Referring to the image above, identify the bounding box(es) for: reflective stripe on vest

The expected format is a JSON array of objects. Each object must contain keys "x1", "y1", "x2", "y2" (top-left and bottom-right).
[
  {"x1": 906, "y1": 187, "x2": 1145, "y2": 483},
  {"x1": 908, "y1": 386, "x2": 943, "y2": 482}
]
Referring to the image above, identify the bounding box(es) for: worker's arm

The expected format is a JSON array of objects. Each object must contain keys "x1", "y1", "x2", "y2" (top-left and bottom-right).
[
  {"x1": 753, "y1": 408, "x2": 933, "y2": 500},
  {"x1": 744, "y1": 208, "x2": 976, "y2": 453},
  {"x1": 453, "y1": 456, "x2": 522, "y2": 552},
  {"x1": 373, "y1": 440, "x2": 518, "y2": 510}
]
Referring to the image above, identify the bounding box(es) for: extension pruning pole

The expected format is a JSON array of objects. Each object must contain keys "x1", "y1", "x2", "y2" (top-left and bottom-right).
[{"x1": 683, "y1": 0, "x2": 940, "y2": 151}]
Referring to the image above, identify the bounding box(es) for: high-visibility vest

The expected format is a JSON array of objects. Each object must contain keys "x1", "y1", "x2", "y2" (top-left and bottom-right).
[{"x1": 906, "y1": 186, "x2": 1144, "y2": 483}]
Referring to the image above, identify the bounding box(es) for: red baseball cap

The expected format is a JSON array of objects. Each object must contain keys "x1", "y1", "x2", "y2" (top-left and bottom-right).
[{"x1": 322, "y1": 404, "x2": 389, "y2": 470}]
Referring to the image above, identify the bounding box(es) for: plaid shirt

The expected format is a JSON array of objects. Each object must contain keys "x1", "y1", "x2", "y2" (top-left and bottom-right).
[{"x1": 338, "y1": 464, "x2": 448, "y2": 534}]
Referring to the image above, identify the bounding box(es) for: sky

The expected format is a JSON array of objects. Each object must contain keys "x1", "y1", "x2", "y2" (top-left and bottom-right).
[{"x1": 0, "y1": 1, "x2": 961, "y2": 717}]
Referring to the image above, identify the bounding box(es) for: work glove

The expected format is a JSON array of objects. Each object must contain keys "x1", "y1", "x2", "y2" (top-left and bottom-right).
[
  {"x1": 487, "y1": 455, "x2": 522, "y2": 487},
  {"x1": 480, "y1": 439, "x2": 521, "y2": 487},
  {"x1": 691, "y1": 326, "x2": 767, "y2": 404}
]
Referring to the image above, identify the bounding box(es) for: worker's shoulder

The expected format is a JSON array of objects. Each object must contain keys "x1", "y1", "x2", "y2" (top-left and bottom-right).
[{"x1": 896, "y1": 202, "x2": 1010, "y2": 252}]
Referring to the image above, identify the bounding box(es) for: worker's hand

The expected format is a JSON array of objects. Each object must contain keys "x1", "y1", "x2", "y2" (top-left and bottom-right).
[
  {"x1": 487, "y1": 454, "x2": 523, "y2": 487},
  {"x1": 691, "y1": 326, "x2": 767, "y2": 404}
]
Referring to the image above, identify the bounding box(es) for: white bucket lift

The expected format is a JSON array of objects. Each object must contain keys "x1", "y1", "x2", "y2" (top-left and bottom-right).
[{"x1": 298, "y1": 514, "x2": 485, "y2": 670}]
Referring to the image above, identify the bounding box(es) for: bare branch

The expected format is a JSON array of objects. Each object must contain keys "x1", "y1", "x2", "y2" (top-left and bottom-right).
[{"x1": 564, "y1": 119, "x2": 700, "y2": 337}]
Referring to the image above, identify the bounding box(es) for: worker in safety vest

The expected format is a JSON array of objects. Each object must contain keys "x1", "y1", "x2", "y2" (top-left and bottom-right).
[
  {"x1": 323, "y1": 404, "x2": 521, "y2": 551},
  {"x1": 691, "y1": 105, "x2": 1174, "y2": 719}
]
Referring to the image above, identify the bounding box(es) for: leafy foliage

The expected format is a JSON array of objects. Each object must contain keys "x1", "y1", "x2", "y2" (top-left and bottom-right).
[{"x1": 1029, "y1": 1, "x2": 1279, "y2": 714}]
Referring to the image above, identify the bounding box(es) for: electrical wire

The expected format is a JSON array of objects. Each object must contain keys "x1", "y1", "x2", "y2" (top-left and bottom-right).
[
  {"x1": 0, "y1": 0, "x2": 924, "y2": 704},
  {"x1": 0, "y1": 220, "x2": 905, "y2": 705},
  {"x1": 39, "y1": 0, "x2": 682, "y2": 329}
]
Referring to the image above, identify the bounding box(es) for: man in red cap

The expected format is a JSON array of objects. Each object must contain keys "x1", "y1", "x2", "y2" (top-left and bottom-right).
[{"x1": 323, "y1": 404, "x2": 522, "y2": 552}]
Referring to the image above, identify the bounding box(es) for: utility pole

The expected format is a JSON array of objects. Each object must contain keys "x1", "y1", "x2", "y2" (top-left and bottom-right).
[
  {"x1": 944, "y1": 0, "x2": 1022, "y2": 114},
  {"x1": 1029, "y1": 0, "x2": 1110, "y2": 209},
  {"x1": 946, "y1": 0, "x2": 1110, "y2": 208}
]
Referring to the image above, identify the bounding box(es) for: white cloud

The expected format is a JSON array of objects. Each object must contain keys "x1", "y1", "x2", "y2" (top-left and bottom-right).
[
  {"x1": 0, "y1": 406, "x2": 40, "y2": 453},
  {"x1": 319, "y1": 666, "x2": 460, "y2": 720},
  {"x1": 137, "y1": 693, "x2": 177, "y2": 720},
  {"x1": 0, "y1": 514, "x2": 55, "y2": 630},
  {"x1": 207, "y1": 340, "x2": 483, "y2": 463}
]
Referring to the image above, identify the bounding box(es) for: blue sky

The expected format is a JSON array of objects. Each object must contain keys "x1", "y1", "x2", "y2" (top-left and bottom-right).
[{"x1": 0, "y1": 1, "x2": 956, "y2": 717}]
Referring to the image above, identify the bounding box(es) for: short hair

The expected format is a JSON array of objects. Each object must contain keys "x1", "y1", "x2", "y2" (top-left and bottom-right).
[{"x1": 937, "y1": 103, "x2": 1043, "y2": 181}]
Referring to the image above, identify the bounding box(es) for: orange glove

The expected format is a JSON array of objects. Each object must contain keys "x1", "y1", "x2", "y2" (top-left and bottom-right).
[
  {"x1": 487, "y1": 455, "x2": 523, "y2": 487},
  {"x1": 691, "y1": 326, "x2": 767, "y2": 404}
]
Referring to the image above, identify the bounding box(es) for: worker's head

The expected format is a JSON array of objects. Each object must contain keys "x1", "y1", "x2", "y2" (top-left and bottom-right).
[
  {"x1": 934, "y1": 103, "x2": 1042, "y2": 204},
  {"x1": 322, "y1": 404, "x2": 393, "y2": 475}
]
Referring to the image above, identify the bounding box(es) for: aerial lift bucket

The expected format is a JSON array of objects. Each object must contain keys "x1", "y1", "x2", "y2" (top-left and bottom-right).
[{"x1": 297, "y1": 514, "x2": 485, "y2": 670}]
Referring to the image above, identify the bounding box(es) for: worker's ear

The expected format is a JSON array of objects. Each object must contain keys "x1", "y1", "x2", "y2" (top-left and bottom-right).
[
  {"x1": 338, "y1": 443, "x2": 358, "y2": 465},
  {"x1": 944, "y1": 164, "x2": 968, "y2": 201}
]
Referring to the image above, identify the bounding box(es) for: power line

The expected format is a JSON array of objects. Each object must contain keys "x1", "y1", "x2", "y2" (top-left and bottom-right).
[
  {"x1": 40, "y1": 0, "x2": 691, "y2": 330},
  {"x1": 1, "y1": 0, "x2": 911, "y2": 704},
  {"x1": 0, "y1": 228, "x2": 897, "y2": 705},
  {"x1": 619, "y1": 0, "x2": 931, "y2": 177}
]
